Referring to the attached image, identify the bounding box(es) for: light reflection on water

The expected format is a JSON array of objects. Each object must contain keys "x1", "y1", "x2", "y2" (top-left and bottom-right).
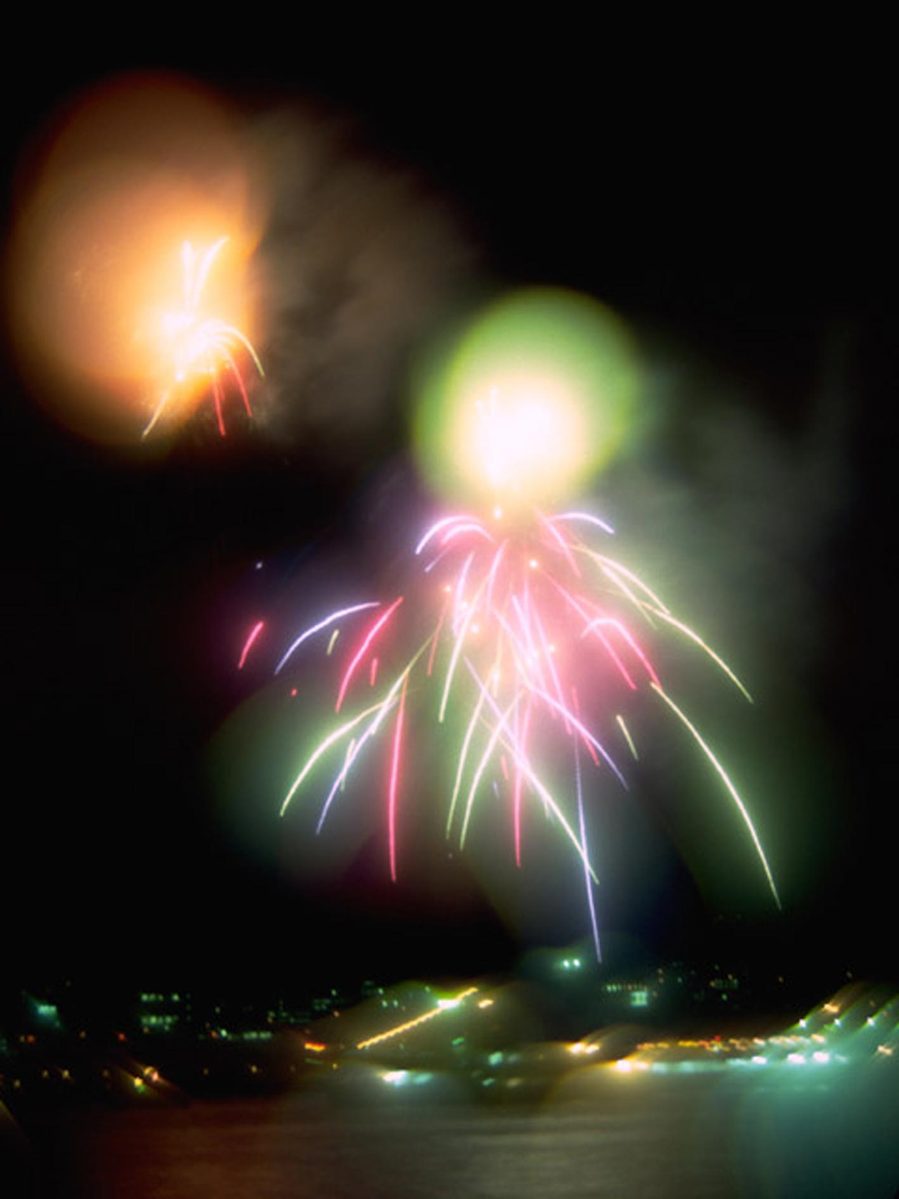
[{"x1": 50, "y1": 1062, "x2": 899, "y2": 1199}]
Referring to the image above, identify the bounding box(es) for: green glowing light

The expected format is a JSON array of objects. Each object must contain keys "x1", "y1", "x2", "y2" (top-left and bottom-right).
[{"x1": 413, "y1": 289, "x2": 639, "y2": 509}]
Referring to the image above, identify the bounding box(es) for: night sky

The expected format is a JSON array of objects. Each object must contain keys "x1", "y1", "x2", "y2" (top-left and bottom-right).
[{"x1": 2, "y1": 50, "x2": 894, "y2": 998}]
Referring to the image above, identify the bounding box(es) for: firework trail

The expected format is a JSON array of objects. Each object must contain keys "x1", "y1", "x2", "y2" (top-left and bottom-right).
[
  {"x1": 273, "y1": 505, "x2": 780, "y2": 946},
  {"x1": 143, "y1": 238, "x2": 263, "y2": 438},
  {"x1": 238, "y1": 620, "x2": 266, "y2": 670}
]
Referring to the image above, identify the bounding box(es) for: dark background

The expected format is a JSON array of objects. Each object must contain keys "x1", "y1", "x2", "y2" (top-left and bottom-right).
[{"x1": 2, "y1": 44, "x2": 894, "y2": 1001}]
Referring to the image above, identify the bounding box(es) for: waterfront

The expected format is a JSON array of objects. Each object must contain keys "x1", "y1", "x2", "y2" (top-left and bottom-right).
[{"x1": 12, "y1": 1050, "x2": 898, "y2": 1198}]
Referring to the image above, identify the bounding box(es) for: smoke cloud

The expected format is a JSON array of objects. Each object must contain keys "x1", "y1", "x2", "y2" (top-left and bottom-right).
[{"x1": 250, "y1": 104, "x2": 480, "y2": 463}]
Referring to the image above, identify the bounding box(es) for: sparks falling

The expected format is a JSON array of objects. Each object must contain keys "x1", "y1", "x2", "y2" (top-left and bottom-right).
[
  {"x1": 143, "y1": 238, "x2": 263, "y2": 438},
  {"x1": 273, "y1": 506, "x2": 780, "y2": 957}
]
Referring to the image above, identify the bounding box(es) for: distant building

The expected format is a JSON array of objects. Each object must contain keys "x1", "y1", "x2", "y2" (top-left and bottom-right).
[{"x1": 135, "y1": 991, "x2": 191, "y2": 1036}]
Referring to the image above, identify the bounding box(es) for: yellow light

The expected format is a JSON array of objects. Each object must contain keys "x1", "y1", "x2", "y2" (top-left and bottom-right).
[
  {"x1": 466, "y1": 377, "x2": 586, "y2": 505},
  {"x1": 356, "y1": 986, "x2": 478, "y2": 1050}
]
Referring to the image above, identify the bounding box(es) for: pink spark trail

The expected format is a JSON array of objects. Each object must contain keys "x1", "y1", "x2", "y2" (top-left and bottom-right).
[
  {"x1": 272, "y1": 502, "x2": 779, "y2": 955},
  {"x1": 237, "y1": 620, "x2": 265, "y2": 670}
]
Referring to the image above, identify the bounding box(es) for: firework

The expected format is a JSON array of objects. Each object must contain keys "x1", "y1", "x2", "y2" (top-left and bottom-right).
[
  {"x1": 238, "y1": 620, "x2": 266, "y2": 670},
  {"x1": 267, "y1": 289, "x2": 780, "y2": 953},
  {"x1": 143, "y1": 238, "x2": 263, "y2": 438},
  {"x1": 274, "y1": 504, "x2": 780, "y2": 957}
]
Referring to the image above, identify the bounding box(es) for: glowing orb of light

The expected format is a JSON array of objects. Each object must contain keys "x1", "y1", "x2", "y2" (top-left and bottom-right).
[
  {"x1": 6, "y1": 72, "x2": 263, "y2": 444},
  {"x1": 413, "y1": 289, "x2": 639, "y2": 510}
]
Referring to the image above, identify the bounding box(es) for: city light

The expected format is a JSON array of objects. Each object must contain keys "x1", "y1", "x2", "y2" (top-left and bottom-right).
[{"x1": 355, "y1": 987, "x2": 479, "y2": 1051}]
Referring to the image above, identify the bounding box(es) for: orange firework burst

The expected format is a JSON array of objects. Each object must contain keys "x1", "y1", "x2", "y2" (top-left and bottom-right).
[{"x1": 143, "y1": 237, "x2": 263, "y2": 438}]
